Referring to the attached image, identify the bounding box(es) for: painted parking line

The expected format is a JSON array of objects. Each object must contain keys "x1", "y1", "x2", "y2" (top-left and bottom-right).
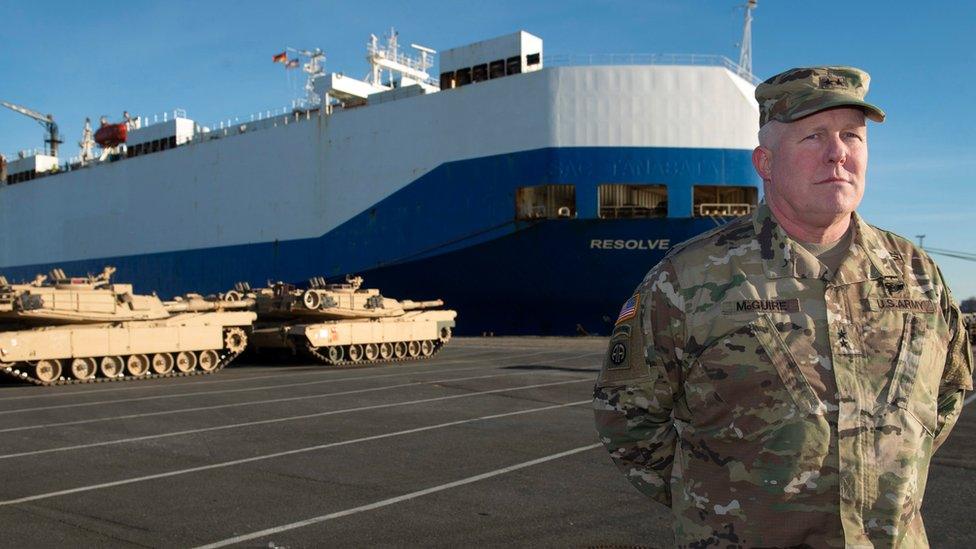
[
  {"x1": 0, "y1": 348, "x2": 563, "y2": 414},
  {"x1": 0, "y1": 347, "x2": 500, "y2": 402},
  {"x1": 0, "y1": 392, "x2": 592, "y2": 507},
  {"x1": 0, "y1": 350, "x2": 601, "y2": 436},
  {"x1": 195, "y1": 441, "x2": 603, "y2": 549},
  {"x1": 0, "y1": 369, "x2": 585, "y2": 450}
]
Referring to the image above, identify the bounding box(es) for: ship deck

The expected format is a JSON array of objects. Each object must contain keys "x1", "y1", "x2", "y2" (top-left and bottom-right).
[{"x1": 0, "y1": 337, "x2": 972, "y2": 547}]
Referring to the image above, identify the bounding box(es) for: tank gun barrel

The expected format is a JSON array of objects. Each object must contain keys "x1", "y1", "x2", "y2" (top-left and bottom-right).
[
  {"x1": 164, "y1": 297, "x2": 255, "y2": 313},
  {"x1": 400, "y1": 299, "x2": 444, "y2": 311}
]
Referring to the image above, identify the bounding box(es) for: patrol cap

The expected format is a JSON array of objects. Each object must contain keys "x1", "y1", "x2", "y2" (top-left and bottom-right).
[{"x1": 755, "y1": 66, "x2": 886, "y2": 127}]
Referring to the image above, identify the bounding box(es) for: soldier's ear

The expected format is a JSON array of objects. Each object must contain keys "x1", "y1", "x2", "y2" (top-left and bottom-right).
[{"x1": 752, "y1": 146, "x2": 772, "y2": 181}]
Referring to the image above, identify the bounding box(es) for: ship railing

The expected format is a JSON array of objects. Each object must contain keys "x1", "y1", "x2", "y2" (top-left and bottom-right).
[
  {"x1": 697, "y1": 203, "x2": 755, "y2": 217},
  {"x1": 196, "y1": 107, "x2": 317, "y2": 141},
  {"x1": 543, "y1": 53, "x2": 760, "y2": 84}
]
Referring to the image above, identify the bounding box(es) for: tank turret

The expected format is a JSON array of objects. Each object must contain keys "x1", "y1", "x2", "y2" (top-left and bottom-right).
[
  {"x1": 0, "y1": 266, "x2": 255, "y2": 386},
  {"x1": 232, "y1": 275, "x2": 456, "y2": 366},
  {"x1": 234, "y1": 275, "x2": 445, "y2": 321}
]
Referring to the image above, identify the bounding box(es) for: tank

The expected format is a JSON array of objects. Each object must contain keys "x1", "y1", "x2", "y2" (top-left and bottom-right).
[
  {"x1": 0, "y1": 267, "x2": 256, "y2": 386},
  {"x1": 231, "y1": 275, "x2": 456, "y2": 366}
]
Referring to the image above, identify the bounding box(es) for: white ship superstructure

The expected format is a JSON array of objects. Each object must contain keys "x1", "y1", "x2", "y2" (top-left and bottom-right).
[{"x1": 0, "y1": 29, "x2": 762, "y2": 334}]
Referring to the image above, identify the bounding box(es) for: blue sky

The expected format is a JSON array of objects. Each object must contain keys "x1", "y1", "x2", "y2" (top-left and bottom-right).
[{"x1": 2, "y1": 1, "x2": 975, "y2": 296}]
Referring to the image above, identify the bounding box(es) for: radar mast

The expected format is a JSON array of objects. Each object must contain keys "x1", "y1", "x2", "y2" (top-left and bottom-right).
[{"x1": 737, "y1": 0, "x2": 757, "y2": 79}]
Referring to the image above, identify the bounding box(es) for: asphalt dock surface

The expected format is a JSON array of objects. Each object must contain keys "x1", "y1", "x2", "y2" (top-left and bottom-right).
[{"x1": 0, "y1": 337, "x2": 973, "y2": 548}]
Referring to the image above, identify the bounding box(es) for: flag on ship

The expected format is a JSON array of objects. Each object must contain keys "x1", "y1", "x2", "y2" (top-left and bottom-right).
[
  {"x1": 272, "y1": 51, "x2": 287, "y2": 63},
  {"x1": 285, "y1": 59, "x2": 300, "y2": 69}
]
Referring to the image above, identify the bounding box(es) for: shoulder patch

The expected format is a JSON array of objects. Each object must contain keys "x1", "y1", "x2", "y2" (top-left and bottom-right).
[{"x1": 615, "y1": 294, "x2": 639, "y2": 325}]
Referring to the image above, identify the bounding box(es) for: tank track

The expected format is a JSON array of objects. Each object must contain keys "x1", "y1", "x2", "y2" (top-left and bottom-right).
[
  {"x1": 0, "y1": 329, "x2": 248, "y2": 387},
  {"x1": 300, "y1": 338, "x2": 447, "y2": 367}
]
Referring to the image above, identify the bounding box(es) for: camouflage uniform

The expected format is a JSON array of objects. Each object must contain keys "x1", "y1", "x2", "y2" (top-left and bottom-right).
[
  {"x1": 594, "y1": 204, "x2": 973, "y2": 547},
  {"x1": 594, "y1": 68, "x2": 972, "y2": 548}
]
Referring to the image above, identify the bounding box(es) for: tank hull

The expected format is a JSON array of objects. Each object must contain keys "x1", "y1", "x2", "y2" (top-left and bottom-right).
[
  {"x1": 250, "y1": 310, "x2": 456, "y2": 366},
  {"x1": 0, "y1": 311, "x2": 255, "y2": 385}
]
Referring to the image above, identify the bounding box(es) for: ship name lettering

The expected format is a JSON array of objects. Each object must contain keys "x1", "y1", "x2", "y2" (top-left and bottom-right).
[{"x1": 590, "y1": 239, "x2": 670, "y2": 250}]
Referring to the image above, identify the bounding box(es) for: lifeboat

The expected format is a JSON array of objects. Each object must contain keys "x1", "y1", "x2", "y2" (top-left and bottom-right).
[{"x1": 94, "y1": 123, "x2": 127, "y2": 148}]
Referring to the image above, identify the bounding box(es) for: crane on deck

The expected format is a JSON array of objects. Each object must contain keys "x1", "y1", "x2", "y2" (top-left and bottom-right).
[{"x1": 1, "y1": 100, "x2": 62, "y2": 158}]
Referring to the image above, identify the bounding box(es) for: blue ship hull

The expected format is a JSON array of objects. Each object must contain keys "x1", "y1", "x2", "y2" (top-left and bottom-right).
[{"x1": 2, "y1": 147, "x2": 758, "y2": 335}]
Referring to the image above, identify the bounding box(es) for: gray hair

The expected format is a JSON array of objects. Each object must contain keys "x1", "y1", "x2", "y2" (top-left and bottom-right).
[{"x1": 757, "y1": 120, "x2": 784, "y2": 150}]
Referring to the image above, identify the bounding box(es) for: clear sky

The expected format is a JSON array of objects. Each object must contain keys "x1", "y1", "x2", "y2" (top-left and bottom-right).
[{"x1": 2, "y1": 1, "x2": 974, "y2": 295}]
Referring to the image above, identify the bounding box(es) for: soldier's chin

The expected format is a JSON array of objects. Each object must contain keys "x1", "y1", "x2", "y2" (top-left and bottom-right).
[{"x1": 810, "y1": 189, "x2": 861, "y2": 214}]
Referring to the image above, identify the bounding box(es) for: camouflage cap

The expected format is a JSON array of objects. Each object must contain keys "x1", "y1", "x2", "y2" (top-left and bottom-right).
[{"x1": 756, "y1": 66, "x2": 885, "y2": 127}]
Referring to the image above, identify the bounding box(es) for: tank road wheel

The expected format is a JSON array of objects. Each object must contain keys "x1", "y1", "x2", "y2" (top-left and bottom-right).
[
  {"x1": 151, "y1": 353, "x2": 175, "y2": 375},
  {"x1": 440, "y1": 327, "x2": 452, "y2": 342},
  {"x1": 302, "y1": 290, "x2": 321, "y2": 310},
  {"x1": 223, "y1": 327, "x2": 248, "y2": 354},
  {"x1": 325, "y1": 346, "x2": 344, "y2": 364},
  {"x1": 126, "y1": 354, "x2": 150, "y2": 377},
  {"x1": 394, "y1": 342, "x2": 407, "y2": 359},
  {"x1": 347, "y1": 344, "x2": 363, "y2": 363},
  {"x1": 379, "y1": 343, "x2": 393, "y2": 360},
  {"x1": 99, "y1": 356, "x2": 124, "y2": 378},
  {"x1": 364, "y1": 343, "x2": 379, "y2": 361},
  {"x1": 70, "y1": 358, "x2": 98, "y2": 380},
  {"x1": 407, "y1": 341, "x2": 420, "y2": 358},
  {"x1": 198, "y1": 350, "x2": 220, "y2": 372},
  {"x1": 34, "y1": 359, "x2": 63, "y2": 383},
  {"x1": 175, "y1": 351, "x2": 197, "y2": 373},
  {"x1": 420, "y1": 340, "x2": 434, "y2": 357}
]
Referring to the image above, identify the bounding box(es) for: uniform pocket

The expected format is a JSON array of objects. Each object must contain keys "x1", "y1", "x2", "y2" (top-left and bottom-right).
[
  {"x1": 885, "y1": 314, "x2": 939, "y2": 436},
  {"x1": 683, "y1": 314, "x2": 822, "y2": 441}
]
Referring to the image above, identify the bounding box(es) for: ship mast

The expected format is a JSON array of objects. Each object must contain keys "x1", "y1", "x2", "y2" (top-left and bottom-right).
[
  {"x1": 737, "y1": 0, "x2": 757, "y2": 79},
  {"x1": 286, "y1": 47, "x2": 326, "y2": 109}
]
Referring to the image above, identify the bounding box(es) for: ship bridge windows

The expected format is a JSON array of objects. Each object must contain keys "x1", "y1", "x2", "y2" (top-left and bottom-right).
[
  {"x1": 693, "y1": 185, "x2": 758, "y2": 217},
  {"x1": 598, "y1": 184, "x2": 668, "y2": 219},
  {"x1": 128, "y1": 136, "x2": 178, "y2": 158},
  {"x1": 489, "y1": 60, "x2": 505, "y2": 79},
  {"x1": 439, "y1": 56, "x2": 526, "y2": 90},
  {"x1": 516, "y1": 184, "x2": 576, "y2": 220},
  {"x1": 472, "y1": 64, "x2": 488, "y2": 83}
]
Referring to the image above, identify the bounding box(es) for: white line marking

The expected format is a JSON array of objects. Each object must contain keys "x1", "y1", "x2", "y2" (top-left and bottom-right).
[
  {"x1": 0, "y1": 348, "x2": 563, "y2": 413},
  {"x1": 964, "y1": 392, "x2": 975, "y2": 407},
  {"x1": 0, "y1": 351, "x2": 504, "y2": 402},
  {"x1": 0, "y1": 350, "x2": 599, "y2": 434},
  {"x1": 0, "y1": 369, "x2": 569, "y2": 450},
  {"x1": 0, "y1": 370, "x2": 516, "y2": 435},
  {"x1": 195, "y1": 441, "x2": 602, "y2": 548},
  {"x1": 0, "y1": 347, "x2": 502, "y2": 402},
  {"x1": 0, "y1": 393, "x2": 593, "y2": 507}
]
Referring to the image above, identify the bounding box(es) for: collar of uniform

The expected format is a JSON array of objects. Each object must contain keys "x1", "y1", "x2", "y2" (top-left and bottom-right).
[
  {"x1": 833, "y1": 211, "x2": 902, "y2": 285},
  {"x1": 751, "y1": 203, "x2": 901, "y2": 282}
]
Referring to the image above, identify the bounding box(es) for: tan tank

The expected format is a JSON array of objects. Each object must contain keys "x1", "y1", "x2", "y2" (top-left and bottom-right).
[
  {"x1": 0, "y1": 267, "x2": 256, "y2": 386},
  {"x1": 231, "y1": 275, "x2": 456, "y2": 365}
]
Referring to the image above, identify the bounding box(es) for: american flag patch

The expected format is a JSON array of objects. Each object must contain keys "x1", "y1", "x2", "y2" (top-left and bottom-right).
[{"x1": 615, "y1": 294, "x2": 639, "y2": 324}]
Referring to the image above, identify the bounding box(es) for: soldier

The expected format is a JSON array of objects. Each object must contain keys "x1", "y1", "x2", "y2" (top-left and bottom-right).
[{"x1": 593, "y1": 66, "x2": 973, "y2": 547}]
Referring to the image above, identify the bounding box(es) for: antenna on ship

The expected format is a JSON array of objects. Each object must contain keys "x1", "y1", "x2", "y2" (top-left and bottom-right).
[
  {"x1": 279, "y1": 47, "x2": 326, "y2": 110},
  {"x1": 737, "y1": 0, "x2": 757, "y2": 79},
  {"x1": 366, "y1": 28, "x2": 436, "y2": 87}
]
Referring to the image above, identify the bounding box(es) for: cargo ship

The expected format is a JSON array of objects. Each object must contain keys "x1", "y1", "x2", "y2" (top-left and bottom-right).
[{"x1": 0, "y1": 26, "x2": 761, "y2": 335}]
